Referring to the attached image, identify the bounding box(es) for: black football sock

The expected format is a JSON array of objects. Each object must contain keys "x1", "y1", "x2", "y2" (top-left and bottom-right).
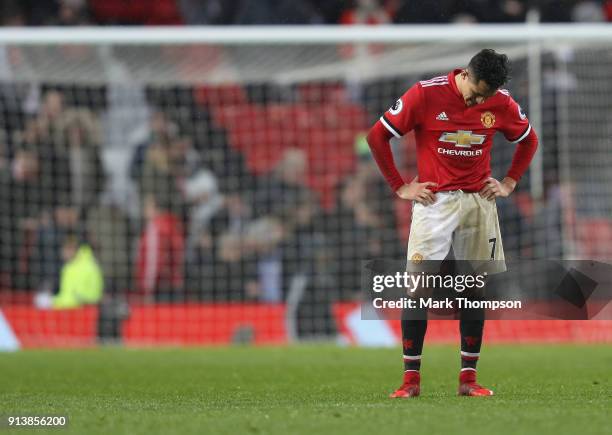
[
  {"x1": 401, "y1": 307, "x2": 428, "y2": 372},
  {"x1": 459, "y1": 307, "x2": 484, "y2": 372}
]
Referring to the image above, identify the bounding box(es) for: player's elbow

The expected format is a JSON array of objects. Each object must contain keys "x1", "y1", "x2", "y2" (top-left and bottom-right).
[
  {"x1": 366, "y1": 124, "x2": 378, "y2": 147},
  {"x1": 366, "y1": 122, "x2": 391, "y2": 150},
  {"x1": 521, "y1": 128, "x2": 539, "y2": 151},
  {"x1": 528, "y1": 127, "x2": 539, "y2": 145}
]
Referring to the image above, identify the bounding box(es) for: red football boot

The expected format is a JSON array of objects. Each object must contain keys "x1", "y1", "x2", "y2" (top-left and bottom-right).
[
  {"x1": 458, "y1": 369, "x2": 494, "y2": 396},
  {"x1": 390, "y1": 371, "x2": 421, "y2": 398}
]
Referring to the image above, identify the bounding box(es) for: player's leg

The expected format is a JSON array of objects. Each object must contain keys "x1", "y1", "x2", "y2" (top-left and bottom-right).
[
  {"x1": 390, "y1": 306, "x2": 427, "y2": 398},
  {"x1": 452, "y1": 193, "x2": 505, "y2": 396},
  {"x1": 458, "y1": 303, "x2": 491, "y2": 396},
  {"x1": 391, "y1": 193, "x2": 458, "y2": 398}
]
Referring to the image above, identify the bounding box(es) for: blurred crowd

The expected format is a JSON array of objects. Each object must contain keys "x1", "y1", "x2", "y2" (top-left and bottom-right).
[
  {"x1": 4, "y1": 54, "x2": 604, "y2": 342},
  {"x1": 2, "y1": 0, "x2": 612, "y2": 26},
  {"x1": 0, "y1": 0, "x2": 602, "y2": 337},
  {"x1": 0, "y1": 81, "x2": 409, "y2": 337}
]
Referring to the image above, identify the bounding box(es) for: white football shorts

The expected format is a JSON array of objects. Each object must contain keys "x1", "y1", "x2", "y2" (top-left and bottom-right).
[{"x1": 406, "y1": 190, "x2": 506, "y2": 274}]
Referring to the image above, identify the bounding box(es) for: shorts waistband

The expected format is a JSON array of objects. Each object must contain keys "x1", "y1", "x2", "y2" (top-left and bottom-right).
[{"x1": 436, "y1": 189, "x2": 480, "y2": 194}]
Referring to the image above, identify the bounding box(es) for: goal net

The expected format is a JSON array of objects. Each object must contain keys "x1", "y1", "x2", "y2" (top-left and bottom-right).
[{"x1": 0, "y1": 26, "x2": 610, "y2": 348}]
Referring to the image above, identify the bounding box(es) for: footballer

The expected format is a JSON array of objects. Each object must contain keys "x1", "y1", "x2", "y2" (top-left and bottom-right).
[{"x1": 366, "y1": 49, "x2": 539, "y2": 397}]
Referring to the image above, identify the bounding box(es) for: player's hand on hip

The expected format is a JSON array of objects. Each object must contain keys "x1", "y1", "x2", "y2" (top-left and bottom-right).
[
  {"x1": 396, "y1": 176, "x2": 438, "y2": 205},
  {"x1": 479, "y1": 177, "x2": 516, "y2": 201}
]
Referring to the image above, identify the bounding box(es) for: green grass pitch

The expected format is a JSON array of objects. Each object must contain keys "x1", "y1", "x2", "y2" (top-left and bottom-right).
[{"x1": 1, "y1": 344, "x2": 610, "y2": 434}]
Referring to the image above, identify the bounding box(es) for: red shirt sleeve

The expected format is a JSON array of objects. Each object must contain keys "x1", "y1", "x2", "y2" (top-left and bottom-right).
[
  {"x1": 500, "y1": 97, "x2": 539, "y2": 181},
  {"x1": 506, "y1": 128, "x2": 538, "y2": 182},
  {"x1": 367, "y1": 122, "x2": 405, "y2": 192},
  {"x1": 500, "y1": 97, "x2": 531, "y2": 143},
  {"x1": 379, "y1": 83, "x2": 425, "y2": 138},
  {"x1": 367, "y1": 84, "x2": 425, "y2": 192}
]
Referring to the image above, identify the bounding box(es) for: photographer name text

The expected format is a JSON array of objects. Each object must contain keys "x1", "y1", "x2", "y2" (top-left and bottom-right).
[{"x1": 372, "y1": 297, "x2": 522, "y2": 310}]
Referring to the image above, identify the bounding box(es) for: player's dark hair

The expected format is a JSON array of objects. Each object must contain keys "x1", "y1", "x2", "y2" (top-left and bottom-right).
[{"x1": 467, "y1": 49, "x2": 510, "y2": 91}]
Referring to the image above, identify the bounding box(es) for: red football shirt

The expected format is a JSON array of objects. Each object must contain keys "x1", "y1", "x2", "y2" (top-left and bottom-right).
[{"x1": 379, "y1": 69, "x2": 531, "y2": 192}]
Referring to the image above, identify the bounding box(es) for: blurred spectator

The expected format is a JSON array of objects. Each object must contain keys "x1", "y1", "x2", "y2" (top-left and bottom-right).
[
  {"x1": 57, "y1": 108, "x2": 106, "y2": 220},
  {"x1": 393, "y1": 0, "x2": 532, "y2": 23},
  {"x1": 605, "y1": 0, "x2": 612, "y2": 20},
  {"x1": 130, "y1": 108, "x2": 199, "y2": 204},
  {"x1": 54, "y1": 0, "x2": 90, "y2": 26},
  {"x1": 184, "y1": 169, "x2": 223, "y2": 260},
  {"x1": 213, "y1": 232, "x2": 258, "y2": 301},
  {"x1": 339, "y1": 0, "x2": 392, "y2": 24},
  {"x1": 89, "y1": 0, "x2": 182, "y2": 25},
  {"x1": 244, "y1": 216, "x2": 286, "y2": 302},
  {"x1": 13, "y1": 92, "x2": 107, "y2": 295},
  {"x1": 51, "y1": 232, "x2": 103, "y2": 309},
  {"x1": 532, "y1": 184, "x2": 566, "y2": 258},
  {"x1": 496, "y1": 0, "x2": 528, "y2": 22},
  {"x1": 86, "y1": 202, "x2": 133, "y2": 296},
  {"x1": 234, "y1": 0, "x2": 323, "y2": 25},
  {"x1": 448, "y1": 0, "x2": 528, "y2": 23},
  {"x1": 188, "y1": 106, "x2": 253, "y2": 196},
  {"x1": 0, "y1": 147, "x2": 47, "y2": 289},
  {"x1": 254, "y1": 148, "x2": 311, "y2": 219},
  {"x1": 451, "y1": 11, "x2": 479, "y2": 23},
  {"x1": 212, "y1": 193, "x2": 253, "y2": 237},
  {"x1": 0, "y1": 133, "x2": 73, "y2": 290},
  {"x1": 540, "y1": 0, "x2": 574, "y2": 22},
  {"x1": 130, "y1": 111, "x2": 174, "y2": 184},
  {"x1": 135, "y1": 123, "x2": 185, "y2": 217},
  {"x1": 0, "y1": 0, "x2": 26, "y2": 26},
  {"x1": 324, "y1": 175, "x2": 370, "y2": 298},
  {"x1": 87, "y1": 201, "x2": 132, "y2": 340},
  {"x1": 177, "y1": 0, "x2": 239, "y2": 25},
  {"x1": 9, "y1": 0, "x2": 56, "y2": 26},
  {"x1": 0, "y1": 82, "x2": 28, "y2": 141},
  {"x1": 309, "y1": 0, "x2": 346, "y2": 23},
  {"x1": 571, "y1": 0, "x2": 605, "y2": 21},
  {"x1": 31, "y1": 205, "x2": 79, "y2": 295},
  {"x1": 281, "y1": 189, "x2": 335, "y2": 337},
  {"x1": 169, "y1": 134, "x2": 200, "y2": 180},
  {"x1": 496, "y1": 194, "x2": 532, "y2": 258},
  {"x1": 16, "y1": 0, "x2": 91, "y2": 26},
  {"x1": 21, "y1": 90, "x2": 67, "y2": 152},
  {"x1": 394, "y1": 0, "x2": 452, "y2": 23},
  {"x1": 356, "y1": 159, "x2": 404, "y2": 259},
  {"x1": 185, "y1": 226, "x2": 217, "y2": 300},
  {"x1": 186, "y1": 189, "x2": 258, "y2": 301},
  {"x1": 135, "y1": 193, "x2": 185, "y2": 302}
]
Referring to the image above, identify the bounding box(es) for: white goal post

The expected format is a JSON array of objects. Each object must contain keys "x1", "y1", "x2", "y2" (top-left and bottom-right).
[{"x1": 1, "y1": 24, "x2": 612, "y2": 44}]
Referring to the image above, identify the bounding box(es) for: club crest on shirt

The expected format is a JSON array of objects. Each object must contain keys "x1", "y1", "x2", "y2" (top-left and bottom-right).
[
  {"x1": 518, "y1": 105, "x2": 527, "y2": 120},
  {"x1": 480, "y1": 111, "x2": 495, "y2": 128},
  {"x1": 389, "y1": 99, "x2": 403, "y2": 115},
  {"x1": 411, "y1": 253, "x2": 423, "y2": 264}
]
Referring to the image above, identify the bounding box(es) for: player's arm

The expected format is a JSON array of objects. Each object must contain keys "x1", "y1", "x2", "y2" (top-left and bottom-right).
[
  {"x1": 366, "y1": 85, "x2": 437, "y2": 205},
  {"x1": 480, "y1": 99, "x2": 539, "y2": 201}
]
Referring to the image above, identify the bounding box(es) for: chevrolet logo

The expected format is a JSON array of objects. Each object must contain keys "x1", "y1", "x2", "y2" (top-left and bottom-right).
[{"x1": 439, "y1": 130, "x2": 486, "y2": 148}]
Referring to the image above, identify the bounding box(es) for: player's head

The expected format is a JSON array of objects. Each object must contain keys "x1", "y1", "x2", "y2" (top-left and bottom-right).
[{"x1": 458, "y1": 49, "x2": 510, "y2": 107}]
